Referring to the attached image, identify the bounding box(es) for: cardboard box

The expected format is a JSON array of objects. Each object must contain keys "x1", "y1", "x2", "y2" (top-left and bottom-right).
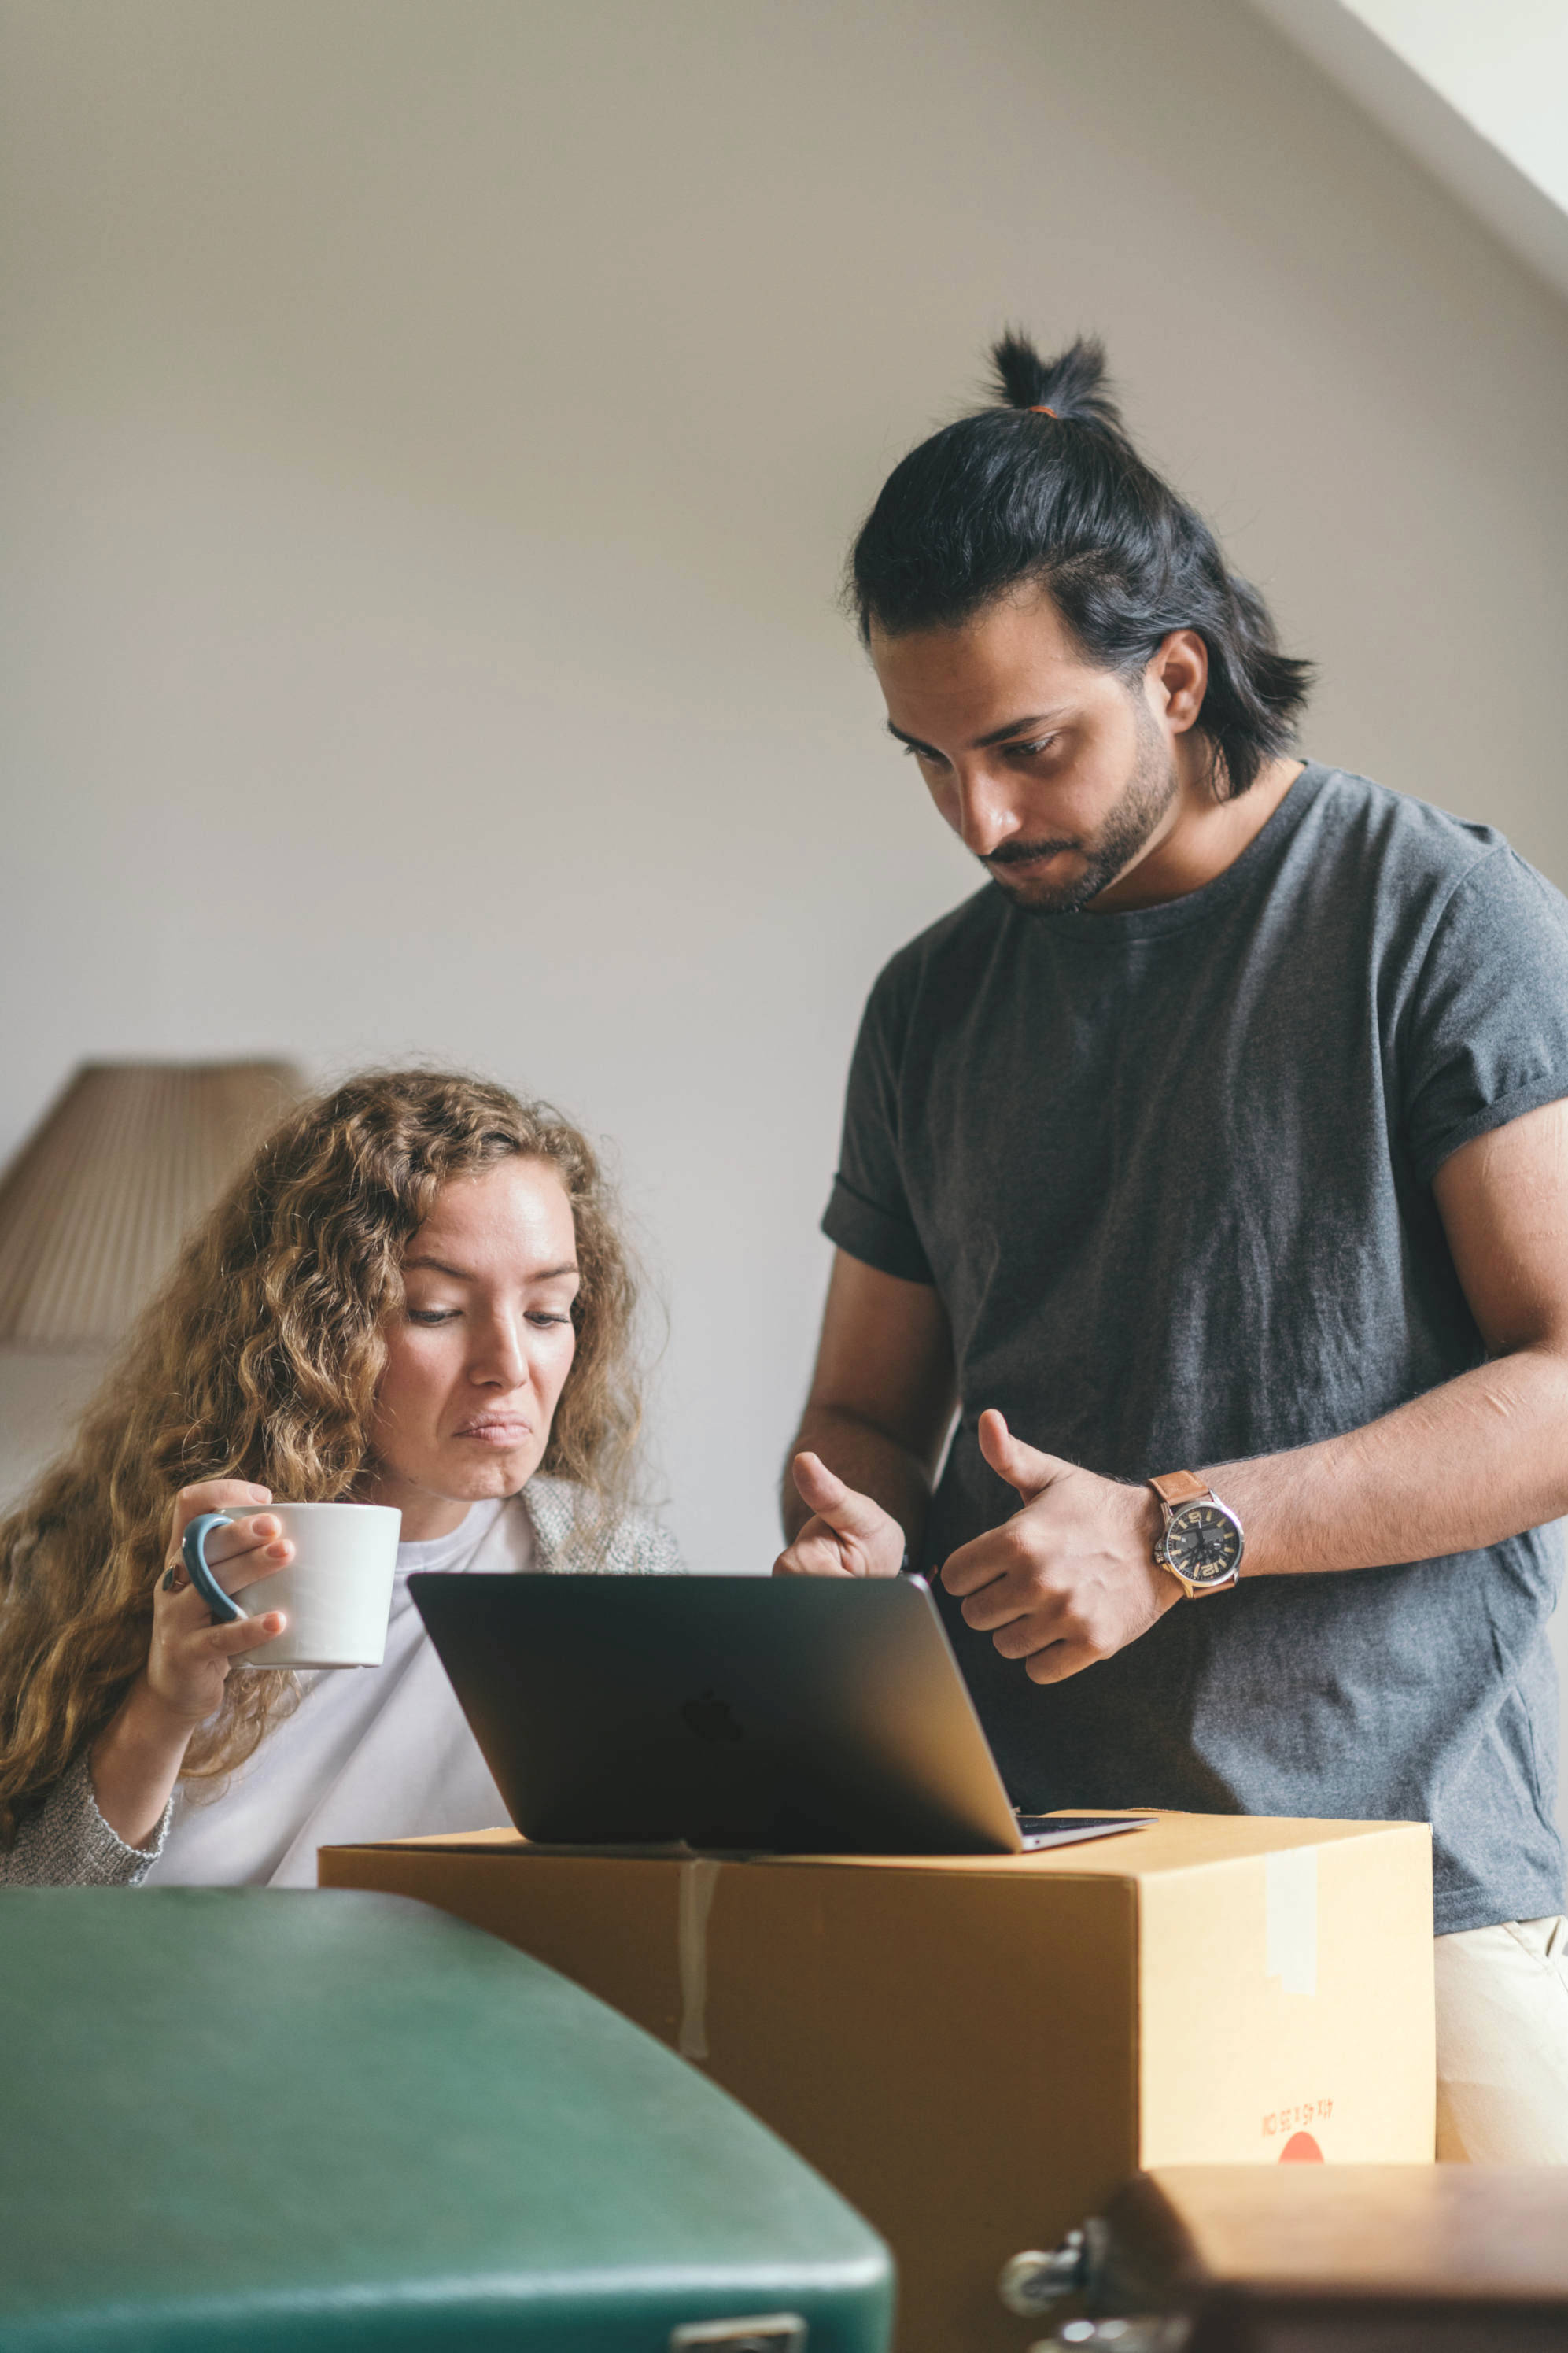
[{"x1": 321, "y1": 1813, "x2": 1435, "y2": 2353}]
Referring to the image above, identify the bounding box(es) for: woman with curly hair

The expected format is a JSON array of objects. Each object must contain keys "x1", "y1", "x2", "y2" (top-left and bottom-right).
[{"x1": 0, "y1": 1068, "x2": 679, "y2": 1887}]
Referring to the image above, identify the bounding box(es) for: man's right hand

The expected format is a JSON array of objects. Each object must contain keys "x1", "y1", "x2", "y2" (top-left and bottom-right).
[{"x1": 772, "y1": 1452, "x2": 906, "y2": 1579}]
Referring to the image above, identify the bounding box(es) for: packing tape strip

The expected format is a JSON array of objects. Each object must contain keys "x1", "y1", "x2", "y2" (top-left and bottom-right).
[
  {"x1": 677, "y1": 1856, "x2": 722, "y2": 2060},
  {"x1": 1265, "y1": 1845, "x2": 1319, "y2": 1997}
]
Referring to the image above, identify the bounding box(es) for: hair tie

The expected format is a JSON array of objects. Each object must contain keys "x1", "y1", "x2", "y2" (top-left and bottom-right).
[{"x1": 1030, "y1": 404, "x2": 1057, "y2": 417}]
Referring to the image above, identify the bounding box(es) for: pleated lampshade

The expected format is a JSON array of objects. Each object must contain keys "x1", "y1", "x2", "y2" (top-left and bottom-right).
[{"x1": 0, "y1": 1061, "x2": 304, "y2": 1348}]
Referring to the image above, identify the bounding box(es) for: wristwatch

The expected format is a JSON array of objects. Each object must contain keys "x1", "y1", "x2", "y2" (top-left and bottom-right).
[{"x1": 1148, "y1": 1470, "x2": 1244, "y2": 1597}]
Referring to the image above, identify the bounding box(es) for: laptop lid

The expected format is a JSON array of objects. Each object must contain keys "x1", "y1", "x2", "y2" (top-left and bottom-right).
[{"x1": 410, "y1": 1570, "x2": 1033, "y2": 1854}]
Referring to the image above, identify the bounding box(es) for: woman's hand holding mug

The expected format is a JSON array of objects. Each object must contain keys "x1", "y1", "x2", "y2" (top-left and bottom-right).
[
  {"x1": 149, "y1": 1482, "x2": 293, "y2": 1722},
  {"x1": 88, "y1": 1483, "x2": 292, "y2": 1852}
]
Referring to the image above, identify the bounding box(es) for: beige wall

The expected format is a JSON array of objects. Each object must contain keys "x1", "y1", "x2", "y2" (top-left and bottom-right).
[
  {"x1": 1349, "y1": 0, "x2": 1568, "y2": 212},
  {"x1": 5, "y1": 0, "x2": 1567, "y2": 1813}
]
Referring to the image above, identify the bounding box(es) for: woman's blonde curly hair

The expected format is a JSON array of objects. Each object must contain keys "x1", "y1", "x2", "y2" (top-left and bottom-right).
[{"x1": 0, "y1": 1068, "x2": 643, "y2": 1845}]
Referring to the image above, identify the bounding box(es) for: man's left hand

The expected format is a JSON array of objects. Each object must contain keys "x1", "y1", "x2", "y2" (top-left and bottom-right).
[{"x1": 941, "y1": 1409, "x2": 1179, "y2": 1683}]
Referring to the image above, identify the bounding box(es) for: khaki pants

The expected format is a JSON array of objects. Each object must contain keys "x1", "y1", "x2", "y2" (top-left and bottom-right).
[{"x1": 1435, "y1": 1915, "x2": 1568, "y2": 2161}]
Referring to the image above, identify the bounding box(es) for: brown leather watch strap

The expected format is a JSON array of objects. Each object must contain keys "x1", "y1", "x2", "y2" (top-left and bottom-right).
[{"x1": 1149, "y1": 1469, "x2": 1208, "y2": 1507}]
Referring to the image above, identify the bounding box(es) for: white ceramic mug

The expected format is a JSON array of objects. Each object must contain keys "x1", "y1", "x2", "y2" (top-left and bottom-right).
[{"x1": 180, "y1": 1502, "x2": 402, "y2": 1668}]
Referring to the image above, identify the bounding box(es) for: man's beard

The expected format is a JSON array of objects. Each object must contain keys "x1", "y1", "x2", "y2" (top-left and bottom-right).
[{"x1": 982, "y1": 711, "x2": 1178, "y2": 914}]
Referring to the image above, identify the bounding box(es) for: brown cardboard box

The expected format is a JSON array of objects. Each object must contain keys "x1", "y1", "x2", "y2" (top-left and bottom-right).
[{"x1": 320, "y1": 1813, "x2": 1435, "y2": 2353}]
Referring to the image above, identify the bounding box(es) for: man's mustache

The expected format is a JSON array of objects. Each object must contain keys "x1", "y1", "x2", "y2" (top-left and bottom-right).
[{"x1": 983, "y1": 836, "x2": 1082, "y2": 870}]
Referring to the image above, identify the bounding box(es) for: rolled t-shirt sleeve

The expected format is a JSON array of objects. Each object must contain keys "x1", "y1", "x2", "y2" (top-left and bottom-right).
[
  {"x1": 821, "y1": 963, "x2": 935, "y2": 1284},
  {"x1": 1401, "y1": 848, "x2": 1568, "y2": 1185}
]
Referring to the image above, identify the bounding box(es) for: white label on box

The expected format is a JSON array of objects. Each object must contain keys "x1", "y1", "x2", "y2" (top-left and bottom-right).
[
  {"x1": 677, "y1": 1856, "x2": 722, "y2": 2060},
  {"x1": 1265, "y1": 1845, "x2": 1319, "y2": 1997}
]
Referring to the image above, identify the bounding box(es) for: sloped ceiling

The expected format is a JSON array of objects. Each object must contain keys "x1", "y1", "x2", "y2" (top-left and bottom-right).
[{"x1": 1249, "y1": 0, "x2": 1568, "y2": 305}]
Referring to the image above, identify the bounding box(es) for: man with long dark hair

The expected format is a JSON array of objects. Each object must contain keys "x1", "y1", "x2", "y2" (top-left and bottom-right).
[{"x1": 777, "y1": 333, "x2": 1568, "y2": 2160}]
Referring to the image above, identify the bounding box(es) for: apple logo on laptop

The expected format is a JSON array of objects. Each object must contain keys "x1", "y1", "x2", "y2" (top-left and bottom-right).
[{"x1": 681, "y1": 1689, "x2": 743, "y2": 1743}]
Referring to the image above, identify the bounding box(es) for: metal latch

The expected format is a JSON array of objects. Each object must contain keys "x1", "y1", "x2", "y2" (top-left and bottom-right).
[
  {"x1": 670, "y1": 2317, "x2": 806, "y2": 2351},
  {"x1": 1032, "y1": 2322, "x2": 1189, "y2": 2350},
  {"x1": 998, "y1": 2222, "x2": 1108, "y2": 2316}
]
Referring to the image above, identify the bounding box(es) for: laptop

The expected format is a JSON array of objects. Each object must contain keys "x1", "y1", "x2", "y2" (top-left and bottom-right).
[{"x1": 409, "y1": 1569, "x2": 1153, "y2": 1857}]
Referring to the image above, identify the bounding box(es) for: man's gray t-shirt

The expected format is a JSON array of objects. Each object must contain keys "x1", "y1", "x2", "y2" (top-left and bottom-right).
[{"x1": 823, "y1": 764, "x2": 1568, "y2": 1934}]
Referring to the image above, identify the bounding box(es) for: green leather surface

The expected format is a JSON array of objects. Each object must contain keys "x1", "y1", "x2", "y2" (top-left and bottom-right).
[{"x1": 0, "y1": 1889, "x2": 892, "y2": 2351}]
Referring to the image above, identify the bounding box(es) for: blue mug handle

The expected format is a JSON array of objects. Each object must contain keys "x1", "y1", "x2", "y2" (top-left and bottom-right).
[{"x1": 180, "y1": 1512, "x2": 245, "y2": 1623}]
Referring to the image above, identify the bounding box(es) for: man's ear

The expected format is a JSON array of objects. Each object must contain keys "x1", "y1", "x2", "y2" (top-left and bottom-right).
[{"x1": 1148, "y1": 629, "x2": 1208, "y2": 736}]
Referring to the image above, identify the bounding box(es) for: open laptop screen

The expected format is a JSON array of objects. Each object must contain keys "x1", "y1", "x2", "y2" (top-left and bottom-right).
[{"x1": 411, "y1": 1572, "x2": 1150, "y2": 1857}]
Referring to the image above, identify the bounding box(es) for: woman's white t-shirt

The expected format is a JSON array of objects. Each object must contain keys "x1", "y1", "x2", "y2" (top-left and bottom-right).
[{"x1": 145, "y1": 1496, "x2": 533, "y2": 1889}]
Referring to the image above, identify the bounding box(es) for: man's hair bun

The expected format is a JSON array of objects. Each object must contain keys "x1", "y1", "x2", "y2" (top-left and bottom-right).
[
  {"x1": 989, "y1": 331, "x2": 1124, "y2": 436},
  {"x1": 847, "y1": 326, "x2": 1313, "y2": 799}
]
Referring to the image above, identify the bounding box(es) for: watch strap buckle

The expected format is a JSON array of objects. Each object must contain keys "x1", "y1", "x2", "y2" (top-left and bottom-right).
[{"x1": 1149, "y1": 1468, "x2": 1208, "y2": 1508}]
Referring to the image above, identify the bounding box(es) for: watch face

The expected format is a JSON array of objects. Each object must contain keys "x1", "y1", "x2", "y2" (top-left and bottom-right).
[{"x1": 1165, "y1": 1501, "x2": 1242, "y2": 1586}]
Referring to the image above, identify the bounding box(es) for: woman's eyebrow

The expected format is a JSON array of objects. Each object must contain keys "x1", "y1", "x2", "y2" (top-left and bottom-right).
[{"x1": 403, "y1": 1255, "x2": 580, "y2": 1281}]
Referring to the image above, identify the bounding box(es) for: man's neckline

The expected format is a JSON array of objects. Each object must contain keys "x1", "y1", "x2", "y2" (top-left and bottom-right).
[{"x1": 1002, "y1": 760, "x2": 1328, "y2": 945}]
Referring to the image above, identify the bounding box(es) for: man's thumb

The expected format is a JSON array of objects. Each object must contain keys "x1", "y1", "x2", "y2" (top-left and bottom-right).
[
  {"x1": 791, "y1": 1452, "x2": 884, "y2": 1539},
  {"x1": 977, "y1": 1408, "x2": 1070, "y2": 1501}
]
